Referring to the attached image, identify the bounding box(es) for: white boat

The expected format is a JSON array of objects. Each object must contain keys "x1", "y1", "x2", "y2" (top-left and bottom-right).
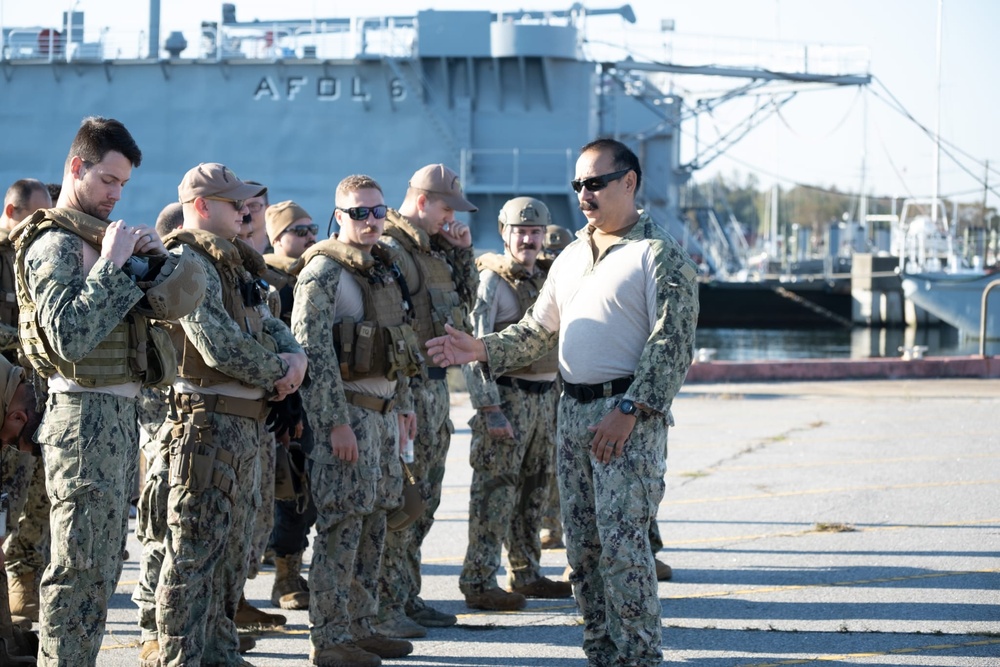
[
  {"x1": 901, "y1": 271, "x2": 1000, "y2": 340},
  {"x1": 895, "y1": 199, "x2": 1000, "y2": 339}
]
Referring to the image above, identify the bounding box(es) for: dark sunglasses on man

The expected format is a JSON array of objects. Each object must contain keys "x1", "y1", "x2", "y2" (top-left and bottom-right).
[
  {"x1": 283, "y1": 224, "x2": 319, "y2": 238},
  {"x1": 336, "y1": 205, "x2": 388, "y2": 221},
  {"x1": 570, "y1": 168, "x2": 631, "y2": 194}
]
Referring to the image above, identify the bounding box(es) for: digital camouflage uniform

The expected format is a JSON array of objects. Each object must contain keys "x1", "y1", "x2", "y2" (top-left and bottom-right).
[
  {"x1": 292, "y1": 241, "x2": 420, "y2": 655},
  {"x1": 377, "y1": 210, "x2": 477, "y2": 621},
  {"x1": 460, "y1": 254, "x2": 558, "y2": 594},
  {"x1": 16, "y1": 221, "x2": 147, "y2": 667},
  {"x1": 480, "y1": 213, "x2": 698, "y2": 667},
  {"x1": 153, "y1": 234, "x2": 300, "y2": 667}
]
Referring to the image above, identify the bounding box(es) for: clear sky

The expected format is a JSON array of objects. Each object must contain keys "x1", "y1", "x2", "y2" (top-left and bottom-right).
[{"x1": 3, "y1": 0, "x2": 995, "y2": 211}]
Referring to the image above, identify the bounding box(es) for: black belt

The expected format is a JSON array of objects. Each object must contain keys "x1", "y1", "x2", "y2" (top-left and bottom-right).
[
  {"x1": 425, "y1": 366, "x2": 447, "y2": 381},
  {"x1": 561, "y1": 375, "x2": 633, "y2": 403},
  {"x1": 496, "y1": 376, "x2": 555, "y2": 394}
]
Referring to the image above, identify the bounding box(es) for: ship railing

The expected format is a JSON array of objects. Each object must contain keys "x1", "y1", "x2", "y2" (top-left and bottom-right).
[
  {"x1": 460, "y1": 148, "x2": 576, "y2": 195},
  {"x1": 980, "y1": 279, "x2": 1000, "y2": 354}
]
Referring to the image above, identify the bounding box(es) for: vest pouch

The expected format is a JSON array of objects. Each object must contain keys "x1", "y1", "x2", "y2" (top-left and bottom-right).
[
  {"x1": 144, "y1": 323, "x2": 178, "y2": 388},
  {"x1": 168, "y1": 421, "x2": 215, "y2": 494},
  {"x1": 428, "y1": 288, "x2": 461, "y2": 337},
  {"x1": 384, "y1": 324, "x2": 423, "y2": 379},
  {"x1": 353, "y1": 321, "x2": 378, "y2": 376},
  {"x1": 334, "y1": 317, "x2": 356, "y2": 380}
]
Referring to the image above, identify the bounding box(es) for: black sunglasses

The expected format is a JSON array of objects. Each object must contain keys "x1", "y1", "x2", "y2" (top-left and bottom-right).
[
  {"x1": 570, "y1": 168, "x2": 631, "y2": 194},
  {"x1": 204, "y1": 195, "x2": 246, "y2": 211},
  {"x1": 336, "y1": 205, "x2": 388, "y2": 221},
  {"x1": 283, "y1": 224, "x2": 319, "y2": 238}
]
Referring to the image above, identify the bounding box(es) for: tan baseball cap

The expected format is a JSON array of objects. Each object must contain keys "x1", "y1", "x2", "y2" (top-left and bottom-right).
[
  {"x1": 408, "y1": 164, "x2": 477, "y2": 212},
  {"x1": 178, "y1": 163, "x2": 267, "y2": 204},
  {"x1": 265, "y1": 201, "x2": 312, "y2": 242}
]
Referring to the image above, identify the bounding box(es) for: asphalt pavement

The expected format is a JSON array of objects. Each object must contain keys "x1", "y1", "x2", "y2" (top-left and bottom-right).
[{"x1": 93, "y1": 378, "x2": 999, "y2": 666}]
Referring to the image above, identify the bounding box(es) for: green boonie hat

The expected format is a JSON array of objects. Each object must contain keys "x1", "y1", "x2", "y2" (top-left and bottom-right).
[{"x1": 497, "y1": 196, "x2": 551, "y2": 235}]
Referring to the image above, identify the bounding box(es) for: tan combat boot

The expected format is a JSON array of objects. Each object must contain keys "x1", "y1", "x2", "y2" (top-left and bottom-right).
[
  {"x1": 235, "y1": 593, "x2": 286, "y2": 628},
  {"x1": 138, "y1": 640, "x2": 159, "y2": 667},
  {"x1": 270, "y1": 552, "x2": 310, "y2": 610},
  {"x1": 8, "y1": 571, "x2": 39, "y2": 623}
]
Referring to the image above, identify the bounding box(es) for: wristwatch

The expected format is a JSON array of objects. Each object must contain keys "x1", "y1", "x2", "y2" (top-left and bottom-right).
[{"x1": 617, "y1": 398, "x2": 637, "y2": 416}]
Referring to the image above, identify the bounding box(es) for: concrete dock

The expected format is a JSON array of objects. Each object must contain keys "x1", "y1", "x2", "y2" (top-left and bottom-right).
[{"x1": 93, "y1": 377, "x2": 999, "y2": 666}]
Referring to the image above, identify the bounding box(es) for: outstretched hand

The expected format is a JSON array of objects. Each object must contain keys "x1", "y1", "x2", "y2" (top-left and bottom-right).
[{"x1": 425, "y1": 323, "x2": 486, "y2": 367}]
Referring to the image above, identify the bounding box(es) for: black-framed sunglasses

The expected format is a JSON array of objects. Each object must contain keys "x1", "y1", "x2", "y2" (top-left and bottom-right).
[
  {"x1": 284, "y1": 224, "x2": 319, "y2": 238},
  {"x1": 570, "y1": 168, "x2": 631, "y2": 194},
  {"x1": 204, "y1": 195, "x2": 246, "y2": 211},
  {"x1": 337, "y1": 205, "x2": 388, "y2": 221}
]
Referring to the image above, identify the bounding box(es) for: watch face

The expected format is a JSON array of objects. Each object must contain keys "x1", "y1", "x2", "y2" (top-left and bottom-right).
[{"x1": 619, "y1": 399, "x2": 636, "y2": 415}]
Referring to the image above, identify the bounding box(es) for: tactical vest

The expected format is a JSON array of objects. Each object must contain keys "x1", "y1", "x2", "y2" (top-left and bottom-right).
[
  {"x1": 299, "y1": 238, "x2": 422, "y2": 381},
  {"x1": 0, "y1": 232, "x2": 18, "y2": 332},
  {"x1": 163, "y1": 229, "x2": 272, "y2": 387},
  {"x1": 476, "y1": 253, "x2": 559, "y2": 375},
  {"x1": 11, "y1": 207, "x2": 175, "y2": 388},
  {"x1": 382, "y1": 211, "x2": 469, "y2": 349},
  {"x1": 263, "y1": 253, "x2": 297, "y2": 325}
]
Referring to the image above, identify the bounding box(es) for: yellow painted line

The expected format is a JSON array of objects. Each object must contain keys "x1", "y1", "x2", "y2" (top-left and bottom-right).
[
  {"x1": 740, "y1": 636, "x2": 1000, "y2": 667},
  {"x1": 681, "y1": 452, "x2": 1000, "y2": 474},
  {"x1": 659, "y1": 517, "x2": 1000, "y2": 546},
  {"x1": 665, "y1": 568, "x2": 1000, "y2": 600},
  {"x1": 664, "y1": 479, "x2": 1000, "y2": 505}
]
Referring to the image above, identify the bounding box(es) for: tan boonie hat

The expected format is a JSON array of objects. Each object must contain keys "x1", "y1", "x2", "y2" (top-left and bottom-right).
[
  {"x1": 408, "y1": 164, "x2": 477, "y2": 212},
  {"x1": 265, "y1": 201, "x2": 312, "y2": 243},
  {"x1": 178, "y1": 163, "x2": 266, "y2": 204}
]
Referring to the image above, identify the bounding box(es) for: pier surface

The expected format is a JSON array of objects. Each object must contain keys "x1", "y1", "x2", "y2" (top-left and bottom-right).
[{"x1": 97, "y1": 378, "x2": 999, "y2": 666}]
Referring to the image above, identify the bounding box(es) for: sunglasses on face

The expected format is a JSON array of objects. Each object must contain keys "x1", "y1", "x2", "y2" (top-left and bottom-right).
[
  {"x1": 570, "y1": 168, "x2": 631, "y2": 194},
  {"x1": 337, "y1": 205, "x2": 388, "y2": 221},
  {"x1": 284, "y1": 224, "x2": 319, "y2": 238},
  {"x1": 204, "y1": 196, "x2": 246, "y2": 211}
]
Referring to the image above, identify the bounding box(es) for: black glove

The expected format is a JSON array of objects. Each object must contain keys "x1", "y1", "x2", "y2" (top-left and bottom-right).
[{"x1": 266, "y1": 390, "x2": 304, "y2": 439}]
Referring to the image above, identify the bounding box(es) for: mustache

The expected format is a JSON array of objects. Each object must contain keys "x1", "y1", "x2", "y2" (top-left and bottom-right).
[
  {"x1": 518, "y1": 243, "x2": 538, "y2": 250},
  {"x1": 579, "y1": 201, "x2": 598, "y2": 212}
]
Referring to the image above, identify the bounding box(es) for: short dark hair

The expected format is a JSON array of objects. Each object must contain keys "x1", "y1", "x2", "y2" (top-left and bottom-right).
[
  {"x1": 4, "y1": 178, "x2": 49, "y2": 209},
  {"x1": 46, "y1": 183, "x2": 62, "y2": 202},
  {"x1": 154, "y1": 202, "x2": 184, "y2": 239},
  {"x1": 65, "y1": 116, "x2": 142, "y2": 170},
  {"x1": 580, "y1": 137, "x2": 642, "y2": 192}
]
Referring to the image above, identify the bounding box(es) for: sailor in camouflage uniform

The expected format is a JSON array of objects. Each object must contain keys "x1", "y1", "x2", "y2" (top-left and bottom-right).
[
  {"x1": 262, "y1": 200, "x2": 318, "y2": 612},
  {"x1": 13, "y1": 117, "x2": 187, "y2": 667},
  {"x1": 148, "y1": 163, "x2": 307, "y2": 667},
  {"x1": 375, "y1": 164, "x2": 479, "y2": 637},
  {"x1": 0, "y1": 177, "x2": 52, "y2": 623},
  {"x1": 293, "y1": 175, "x2": 422, "y2": 667},
  {"x1": 460, "y1": 197, "x2": 572, "y2": 611},
  {"x1": 427, "y1": 138, "x2": 699, "y2": 667}
]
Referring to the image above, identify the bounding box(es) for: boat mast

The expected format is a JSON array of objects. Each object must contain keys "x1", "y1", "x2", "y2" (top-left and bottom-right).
[{"x1": 932, "y1": 0, "x2": 943, "y2": 224}]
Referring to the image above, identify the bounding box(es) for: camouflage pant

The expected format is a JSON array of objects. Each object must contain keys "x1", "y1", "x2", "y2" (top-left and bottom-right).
[
  {"x1": 36, "y1": 392, "x2": 139, "y2": 667},
  {"x1": 0, "y1": 446, "x2": 35, "y2": 544},
  {"x1": 309, "y1": 404, "x2": 401, "y2": 651},
  {"x1": 378, "y1": 376, "x2": 451, "y2": 619},
  {"x1": 249, "y1": 429, "x2": 277, "y2": 575},
  {"x1": 3, "y1": 449, "x2": 51, "y2": 577},
  {"x1": 559, "y1": 394, "x2": 667, "y2": 667},
  {"x1": 460, "y1": 383, "x2": 557, "y2": 592},
  {"x1": 156, "y1": 411, "x2": 261, "y2": 667},
  {"x1": 133, "y1": 419, "x2": 172, "y2": 644}
]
